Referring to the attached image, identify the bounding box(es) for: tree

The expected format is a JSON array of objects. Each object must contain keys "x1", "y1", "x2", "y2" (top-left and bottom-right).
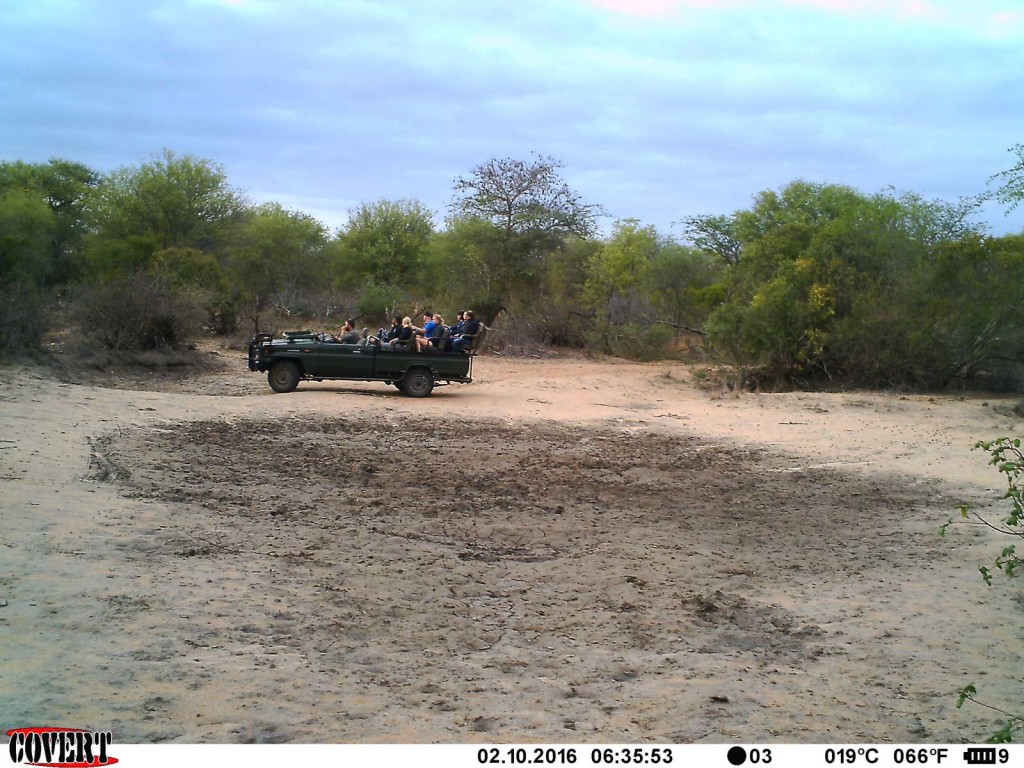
[
  {"x1": 881, "y1": 188, "x2": 983, "y2": 246},
  {"x1": 535, "y1": 235, "x2": 600, "y2": 347},
  {"x1": 581, "y1": 221, "x2": 719, "y2": 359},
  {"x1": 583, "y1": 219, "x2": 659, "y2": 346},
  {"x1": 450, "y1": 154, "x2": 604, "y2": 321},
  {"x1": 700, "y1": 180, "x2": 1004, "y2": 387},
  {"x1": 0, "y1": 190, "x2": 53, "y2": 285},
  {"x1": 423, "y1": 215, "x2": 507, "y2": 323},
  {"x1": 452, "y1": 154, "x2": 602, "y2": 239},
  {"x1": 0, "y1": 185, "x2": 53, "y2": 356},
  {"x1": 989, "y1": 143, "x2": 1024, "y2": 212},
  {"x1": 226, "y1": 203, "x2": 330, "y2": 331},
  {"x1": 0, "y1": 158, "x2": 98, "y2": 285},
  {"x1": 88, "y1": 149, "x2": 247, "y2": 275},
  {"x1": 918, "y1": 235, "x2": 1024, "y2": 383},
  {"x1": 646, "y1": 243, "x2": 722, "y2": 336},
  {"x1": 335, "y1": 199, "x2": 435, "y2": 288},
  {"x1": 679, "y1": 213, "x2": 741, "y2": 266},
  {"x1": 150, "y1": 246, "x2": 234, "y2": 332}
]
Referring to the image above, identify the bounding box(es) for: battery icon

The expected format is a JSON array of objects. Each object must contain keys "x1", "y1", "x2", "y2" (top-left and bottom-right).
[{"x1": 964, "y1": 747, "x2": 997, "y2": 765}]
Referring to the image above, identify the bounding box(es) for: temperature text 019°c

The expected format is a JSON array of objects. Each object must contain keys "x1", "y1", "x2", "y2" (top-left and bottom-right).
[{"x1": 825, "y1": 748, "x2": 880, "y2": 764}]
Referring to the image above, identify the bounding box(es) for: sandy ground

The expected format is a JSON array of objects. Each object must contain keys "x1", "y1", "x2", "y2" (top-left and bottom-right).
[{"x1": 1, "y1": 350, "x2": 1022, "y2": 744}]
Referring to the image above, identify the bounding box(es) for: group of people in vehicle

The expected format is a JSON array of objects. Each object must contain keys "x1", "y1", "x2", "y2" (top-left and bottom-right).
[{"x1": 334, "y1": 310, "x2": 481, "y2": 354}]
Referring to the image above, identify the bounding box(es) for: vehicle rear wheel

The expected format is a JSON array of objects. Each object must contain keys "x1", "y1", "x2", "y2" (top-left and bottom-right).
[
  {"x1": 268, "y1": 361, "x2": 300, "y2": 393},
  {"x1": 400, "y1": 368, "x2": 434, "y2": 397}
]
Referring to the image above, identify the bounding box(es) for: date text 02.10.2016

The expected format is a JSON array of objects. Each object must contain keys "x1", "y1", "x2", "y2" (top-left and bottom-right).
[{"x1": 477, "y1": 747, "x2": 676, "y2": 765}]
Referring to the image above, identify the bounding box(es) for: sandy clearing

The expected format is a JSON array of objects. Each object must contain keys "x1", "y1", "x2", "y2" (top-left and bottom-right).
[{"x1": 0, "y1": 355, "x2": 1021, "y2": 743}]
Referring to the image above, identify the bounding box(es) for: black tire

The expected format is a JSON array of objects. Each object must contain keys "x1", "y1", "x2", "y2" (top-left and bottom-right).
[
  {"x1": 400, "y1": 367, "x2": 434, "y2": 398},
  {"x1": 268, "y1": 361, "x2": 300, "y2": 393}
]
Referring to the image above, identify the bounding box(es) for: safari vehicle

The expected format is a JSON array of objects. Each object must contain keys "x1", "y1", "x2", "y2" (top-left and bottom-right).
[{"x1": 246, "y1": 330, "x2": 480, "y2": 397}]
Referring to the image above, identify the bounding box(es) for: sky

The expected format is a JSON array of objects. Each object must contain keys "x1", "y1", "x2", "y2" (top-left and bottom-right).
[{"x1": 3, "y1": 0, "x2": 1023, "y2": 238}]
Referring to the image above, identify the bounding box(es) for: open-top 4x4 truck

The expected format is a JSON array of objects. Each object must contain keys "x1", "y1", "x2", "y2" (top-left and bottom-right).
[{"x1": 247, "y1": 330, "x2": 478, "y2": 397}]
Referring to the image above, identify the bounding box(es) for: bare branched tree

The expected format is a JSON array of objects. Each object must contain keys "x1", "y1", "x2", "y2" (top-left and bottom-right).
[{"x1": 452, "y1": 154, "x2": 603, "y2": 239}]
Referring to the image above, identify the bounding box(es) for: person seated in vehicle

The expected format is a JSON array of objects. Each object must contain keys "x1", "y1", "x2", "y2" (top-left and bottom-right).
[
  {"x1": 335, "y1": 319, "x2": 362, "y2": 344},
  {"x1": 387, "y1": 315, "x2": 404, "y2": 341},
  {"x1": 413, "y1": 311, "x2": 435, "y2": 352},
  {"x1": 449, "y1": 311, "x2": 466, "y2": 337},
  {"x1": 388, "y1": 316, "x2": 416, "y2": 350},
  {"x1": 420, "y1": 314, "x2": 450, "y2": 352},
  {"x1": 415, "y1": 311, "x2": 447, "y2": 352},
  {"x1": 370, "y1": 315, "x2": 403, "y2": 346},
  {"x1": 450, "y1": 309, "x2": 481, "y2": 354}
]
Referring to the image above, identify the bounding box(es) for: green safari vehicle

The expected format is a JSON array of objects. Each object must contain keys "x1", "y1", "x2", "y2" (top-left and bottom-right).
[{"x1": 246, "y1": 330, "x2": 479, "y2": 397}]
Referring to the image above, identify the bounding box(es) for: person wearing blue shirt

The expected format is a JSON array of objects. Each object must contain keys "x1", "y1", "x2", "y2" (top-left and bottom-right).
[{"x1": 415, "y1": 311, "x2": 438, "y2": 352}]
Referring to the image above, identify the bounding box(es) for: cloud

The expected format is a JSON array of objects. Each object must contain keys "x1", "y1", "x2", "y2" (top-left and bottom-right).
[
  {"x1": 986, "y1": 9, "x2": 1024, "y2": 39},
  {"x1": 2, "y1": 0, "x2": 1022, "y2": 235},
  {"x1": 785, "y1": 0, "x2": 940, "y2": 17},
  {"x1": 583, "y1": 0, "x2": 940, "y2": 18},
  {"x1": 586, "y1": 0, "x2": 726, "y2": 16},
  {"x1": 582, "y1": 0, "x2": 1024, "y2": 38}
]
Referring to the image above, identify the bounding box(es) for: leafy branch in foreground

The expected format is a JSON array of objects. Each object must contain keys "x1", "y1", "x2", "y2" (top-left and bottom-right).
[
  {"x1": 942, "y1": 437, "x2": 1023, "y2": 742},
  {"x1": 943, "y1": 438, "x2": 1023, "y2": 583},
  {"x1": 956, "y1": 685, "x2": 1022, "y2": 743}
]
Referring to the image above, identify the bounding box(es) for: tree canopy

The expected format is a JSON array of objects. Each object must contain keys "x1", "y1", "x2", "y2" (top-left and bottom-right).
[
  {"x1": 1, "y1": 145, "x2": 1022, "y2": 393},
  {"x1": 448, "y1": 154, "x2": 605, "y2": 322},
  {"x1": 87, "y1": 149, "x2": 247, "y2": 275},
  {"x1": 452, "y1": 154, "x2": 602, "y2": 238},
  {"x1": 700, "y1": 181, "x2": 1022, "y2": 387}
]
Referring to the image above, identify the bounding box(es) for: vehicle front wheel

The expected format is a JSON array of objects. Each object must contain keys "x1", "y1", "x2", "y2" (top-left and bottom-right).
[
  {"x1": 400, "y1": 368, "x2": 434, "y2": 397},
  {"x1": 268, "y1": 361, "x2": 301, "y2": 393}
]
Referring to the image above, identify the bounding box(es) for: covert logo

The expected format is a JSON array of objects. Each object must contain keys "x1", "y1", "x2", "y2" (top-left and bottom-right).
[{"x1": 6, "y1": 728, "x2": 116, "y2": 767}]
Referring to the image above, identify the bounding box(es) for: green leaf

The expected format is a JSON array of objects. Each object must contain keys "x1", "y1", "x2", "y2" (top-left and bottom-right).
[
  {"x1": 956, "y1": 684, "x2": 977, "y2": 708},
  {"x1": 979, "y1": 566, "x2": 993, "y2": 586}
]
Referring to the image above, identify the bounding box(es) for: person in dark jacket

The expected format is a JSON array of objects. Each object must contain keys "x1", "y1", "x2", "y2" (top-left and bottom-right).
[
  {"x1": 450, "y1": 310, "x2": 481, "y2": 354},
  {"x1": 449, "y1": 311, "x2": 466, "y2": 337},
  {"x1": 385, "y1": 315, "x2": 403, "y2": 342},
  {"x1": 389, "y1": 316, "x2": 416, "y2": 350},
  {"x1": 369, "y1": 315, "x2": 403, "y2": 346}
]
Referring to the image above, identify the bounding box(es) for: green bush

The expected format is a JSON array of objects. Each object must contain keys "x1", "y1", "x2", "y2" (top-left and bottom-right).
[{"x1": 0, "y1": 278, "x2": 47, "y2": 358}]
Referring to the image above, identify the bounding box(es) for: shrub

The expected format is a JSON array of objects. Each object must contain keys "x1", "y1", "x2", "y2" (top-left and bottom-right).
[
  {"x1": 76, "y1": 273, "x2": 206, "y2": 350},
  {"x1": 0, "y1": 278, "x2": 47, "y2": 358},
  {"x1": 604, "y1": 322, "x2": 674, "y2": 361}
]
